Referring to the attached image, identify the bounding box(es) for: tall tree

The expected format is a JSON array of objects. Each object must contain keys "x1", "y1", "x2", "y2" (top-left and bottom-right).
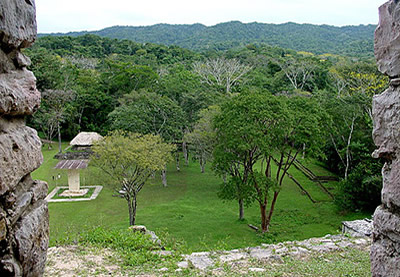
[
  {"x1": 184, "y1": 106, "x2": 220, "y2": 173},
  {"x1": 34, "y1": 89, "x2": 75, "y2": 153},
  {"x1": 213, "y1": 92, "x2": 325, "y2": 231},
  {"x1": 193, "y1": 57, "x2": 252, "y2": 94},
  {"x1": 108, "y1": 91, "x2": 186, "y2": 186},
  {"x1": 91, "y1": 131, "x2": 175, "y2": 225}
]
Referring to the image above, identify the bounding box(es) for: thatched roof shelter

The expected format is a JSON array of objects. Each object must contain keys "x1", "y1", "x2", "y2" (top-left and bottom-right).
[
  {"x1": 70, "y1": 132, "x2": 103, "y2": 147},
  {"x1": 54, "y1": 160, "x2": 89, "y2": 193},
  {"x1": 54, "y1": 160, "x2": 88, "y2": 170}
]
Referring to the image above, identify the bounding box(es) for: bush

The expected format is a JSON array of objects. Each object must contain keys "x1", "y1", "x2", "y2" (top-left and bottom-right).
[{"x1": 335, "y1": 165, "x2": 382, "y2": 212}]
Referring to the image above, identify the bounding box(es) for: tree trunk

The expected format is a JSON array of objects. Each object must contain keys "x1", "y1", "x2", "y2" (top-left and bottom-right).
[
  {"x1": 344, "y1": 116, "x2": 356, "y2": 180},
  {"x1": 127, "y1": 195, "x2": 137, "y2": 226},
  {"x1": 176, "y1": 153, "x2": 180, "y2": 172},
  {"x1": 260, "y1": 203, "x2": 267, "y2": 232},
  {"x1": 239, "y1": 198, "x2": 244, "y2": 220},
  {"x1": 182, "y1": 141, "x2": 189, "y2": 166},
  {"x1": 200, "y1": 157, "x2": 206, "y2": 173},
  {"x1": 265, "y1": 191, "x2": 279, "y2": 231},
  {"x1": 161, "y1": 167, "x2": 167, "y2": 187},
  {"x1": 57, "y1": 122, "x2": 62, "y2": 154},
  {"x1": 302, "y1": 143, "x2": 306, "y2": 159}
]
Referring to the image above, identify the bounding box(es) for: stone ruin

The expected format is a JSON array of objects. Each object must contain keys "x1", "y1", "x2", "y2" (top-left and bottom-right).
[
  {"x1": 371, "y1": 0, "x2": 400, "y2": 276},
  {"x1": 0, "y1": 0, "x2": 49, "y2": 276}
]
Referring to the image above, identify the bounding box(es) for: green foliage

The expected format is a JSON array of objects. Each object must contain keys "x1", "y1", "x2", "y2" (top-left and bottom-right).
[
  {"x1": 91, "y1": 130, "x2": 176, "y2": 225},
  {"x1": 43, "y1": 21, "x2": 376, "y2": 57},
  {"x1": 27, "y1": 32, "x2": 385, "y2": 217},
  {"x1": 91, "y1": 130, "x2": 175, "y2": 183},
  {"x1": 335, "y1": 165, "x2": 382, "y2": 212},
  {"x1": 108, "y1": 92, "x2": 186, "y2": 142},
  {"x1": 78, "y1": 226, "x2": 178, "y2": 267},
  {"x1": 184, "y1": 106, "x2": 220, "y2": 172},
  {"x1": 213, "y1": 91, "x2": 327, "y2": 230}
]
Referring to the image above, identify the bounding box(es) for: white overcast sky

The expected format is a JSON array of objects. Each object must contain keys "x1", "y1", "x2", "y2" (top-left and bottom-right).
[{"x1": 37, "y1": 0, "x2": 386, "y2": 33}]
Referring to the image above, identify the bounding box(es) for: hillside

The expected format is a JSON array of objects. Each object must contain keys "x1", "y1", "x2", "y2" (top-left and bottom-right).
[{"x1": 40, "y1": 21, "x2": 376, "y2": 57}]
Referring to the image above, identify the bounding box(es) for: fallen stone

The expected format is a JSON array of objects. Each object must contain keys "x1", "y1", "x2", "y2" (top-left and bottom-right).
[
  {"x1": 152, "y1": 250, "x2": 172, "y2": 256},
  {"x1": 249, "y1": 247, "x2": 273, "y2": 259},
  {"x1": 185, "y1": 252, "x2": 214, "y2": 270},
  {"x1": 129, "y1": 225, "x2": 147, "y2": 233},
  {"x1": 219, "y1": 251, "x2": 248, "y2": 263},
  {"x1": 342, "y1": 218, "x2": 373, "y2": 237},
  {"x1": 177, "y1": 261, "x2": 189, "y2": 268},
  {"x1": 249, "y1": 267, "x2": 266, "y2": 272}
]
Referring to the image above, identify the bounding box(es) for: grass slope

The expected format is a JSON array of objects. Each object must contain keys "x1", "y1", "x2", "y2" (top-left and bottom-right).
[{"x1": 32, "y1": 144, "x2": 369, "y2": 252}]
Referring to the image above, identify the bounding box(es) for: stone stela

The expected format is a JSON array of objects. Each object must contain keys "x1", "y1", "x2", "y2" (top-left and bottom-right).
[{"x1": 54, "y1": 160, "x2": 89, "y2": 196}]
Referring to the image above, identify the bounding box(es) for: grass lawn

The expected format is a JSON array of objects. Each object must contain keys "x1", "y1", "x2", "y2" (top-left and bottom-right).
[{"x1": 32, "y1": 144, "x2": 370, "y2": 252}]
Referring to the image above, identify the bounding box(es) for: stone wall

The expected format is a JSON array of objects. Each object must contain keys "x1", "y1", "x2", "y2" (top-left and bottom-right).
[
  {"x1": 371, "y1": 1, "x2": 400, "y2": 276},
  {"x1": 0, "y1": 1, "x2": 49, "y2": 276}
]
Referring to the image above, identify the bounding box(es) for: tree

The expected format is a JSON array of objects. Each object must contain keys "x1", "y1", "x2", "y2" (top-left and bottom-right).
[
  {"x1": 108, "y1": 91, "x2": 186, "y2": 186},
  {"x1": 184, "y1": 106, "x2": 220, "y2": 173},
  {"x1": 213, "y1": 92, "x2": 280, "y2": 221},
  {"x1": 91, "y1": 131, "x2": 175, "y2": 226},
  {"x1": 213, "y1": 92, "x2": 326, "y2": 231},
  {"x1": 193, "y1": 57, "x2": 252, "y2": 94},
  {"x1": 33, "y1": 89, "x2": 75, "y2": 152},
  {"x1": 272, "y1": 56, "x2": 317, "y2": 91}
]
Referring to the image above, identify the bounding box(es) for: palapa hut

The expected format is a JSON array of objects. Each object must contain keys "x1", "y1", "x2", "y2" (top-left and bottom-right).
[{"x1": 70, "y1": 131, "x2": 103, "y2": 150}]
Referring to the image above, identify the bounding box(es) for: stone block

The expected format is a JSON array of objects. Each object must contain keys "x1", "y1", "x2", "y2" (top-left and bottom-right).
[
  {"x1": 0, "y1": 68, "x2": 41, "y2": 116},
  {"x1": 30, "y1": 180, "x2": 48, "y2": 203},
  {"x1": 7, "y1": 191, "x2": 33, "y2": 225},
  {"x1": 381, "y1": 160, "x2": 400, "y2": 208},
  {"x1": 371, "y1": 236, "x2": 400, "y2": 277},
  {"x1": 0, "y1": 0, "x2": 37, "y2": 49},
  {"x1": 373, "y1": 206, "x2": 400, "y2": 242},
  {"x1": 372, "y1": 87, "x2": 400, "y2": 158},
  {"x1": 0, "y1": 126, "x2": 42, "y2": 196},
  {"x1": 0, "y1": 49, "x2": 16, "y2": 74},
  {"x1": 14, "y1": 201, "x2": 49, "y2": 276},
  {"x1": 375, "y1": 0, "x2": 400, "y2": 77}
]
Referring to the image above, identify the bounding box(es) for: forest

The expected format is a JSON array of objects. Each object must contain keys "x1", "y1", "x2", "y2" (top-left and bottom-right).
[
  {"x1": 27, "y1": 33, "x2": 384, "y2": 225},
  {"x1": 41, "y1": 21, "x2": 376, "y2": 57}
]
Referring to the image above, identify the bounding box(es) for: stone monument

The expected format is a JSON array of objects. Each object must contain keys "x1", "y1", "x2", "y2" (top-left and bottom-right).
[
  {"x1": 0, "y1": 0, "x2": 49, "y2": 276},
  {"x1": 371, "y1": 0, "x2": 400, "y2": 276}
]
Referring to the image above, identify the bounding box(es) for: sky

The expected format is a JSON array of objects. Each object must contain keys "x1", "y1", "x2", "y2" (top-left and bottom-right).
[{"x1": 37, "y1": 0, "x2": 386, "y2": 33}]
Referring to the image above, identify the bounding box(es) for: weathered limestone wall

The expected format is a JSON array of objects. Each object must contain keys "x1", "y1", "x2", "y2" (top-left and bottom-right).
[
  {"x1": 0, "y1": 1, "x2": 49, "y2": 276},
  {"x1": 371, "y1": 1, "x2": 400, "y2": 276}
]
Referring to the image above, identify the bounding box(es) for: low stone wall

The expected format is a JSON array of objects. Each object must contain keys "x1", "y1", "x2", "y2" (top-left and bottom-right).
[{"x1": 0, "y1": 1, "x2": 49, "y2": 276}]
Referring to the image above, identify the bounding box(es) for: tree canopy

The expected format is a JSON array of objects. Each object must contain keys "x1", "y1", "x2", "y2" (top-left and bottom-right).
[{"x1": 91, "y1": 131, "x2": 175, "y2": 225}]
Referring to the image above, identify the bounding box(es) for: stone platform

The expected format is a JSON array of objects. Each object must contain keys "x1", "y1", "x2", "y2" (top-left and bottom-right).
[{"x1": 45, "y1": 186, "x2": 103, "y2": 202}]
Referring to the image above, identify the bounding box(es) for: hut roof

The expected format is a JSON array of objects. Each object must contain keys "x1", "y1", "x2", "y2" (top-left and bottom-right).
[
  {"x1": 70, "y1": 132, "x2": 103, "y2": 146},
  {"x1": 54, "y1": 160, "x2": 88, "y2": 170}
]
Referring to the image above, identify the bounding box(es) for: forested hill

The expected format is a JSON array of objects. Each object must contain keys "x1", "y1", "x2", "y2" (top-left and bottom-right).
[{"x1": 41, "y1": 21, "x2": 376, "y2": 57}]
